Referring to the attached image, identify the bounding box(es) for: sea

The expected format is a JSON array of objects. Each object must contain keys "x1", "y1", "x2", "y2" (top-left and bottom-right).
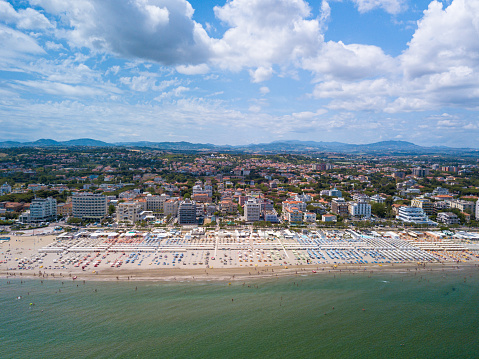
[{"x1": 1, "y1": 267, "x2": 479, "y2": 359}]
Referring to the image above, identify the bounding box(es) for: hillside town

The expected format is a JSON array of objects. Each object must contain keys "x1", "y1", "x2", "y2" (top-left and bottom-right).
[{"x1": 1, "y1": 147, "x2": 479, "y2": 233}]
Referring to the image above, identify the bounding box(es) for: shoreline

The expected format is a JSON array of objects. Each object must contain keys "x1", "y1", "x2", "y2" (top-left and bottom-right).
[{"x1": 3, "y1": 261, "x2": 477, "y2": 283}]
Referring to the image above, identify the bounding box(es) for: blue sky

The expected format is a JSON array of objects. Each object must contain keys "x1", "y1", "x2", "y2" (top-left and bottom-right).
[{"x1": 0, "y1": 0, "x2": 478, "y2": 147}]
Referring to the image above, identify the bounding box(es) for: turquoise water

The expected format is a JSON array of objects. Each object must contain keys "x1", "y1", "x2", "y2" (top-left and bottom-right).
[{"x1": 1, "y1": 268, "x2": 479, "y2": 358}]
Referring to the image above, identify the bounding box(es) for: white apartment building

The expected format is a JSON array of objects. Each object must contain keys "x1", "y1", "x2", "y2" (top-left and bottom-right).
[
  {"x1": 72, "y1": 193, "x2": 107, "y2": 220},
  {"x1": 411, "y1": 197, "x2": 434, "y2": 215},
  {"x1": 146, "y1": 194, "x2": 170, "y2": 212},
  {"x1": 116, "y1": 202, "x2": 143, "y2": 223},
  {"x1": 283, "y1": 207, "x2": 303, "y2": 223},
  {"x1": 192, "y1": 183, "x2": 213, "y2": 197},
  {"x1": 244, "y1": 198, "x2": 261, "y2": 222},
  {"x1": 304, "y1": 212, "x2": 316, "y2": 223},
  {"x1": 446, "y1": 199, "x2": 475, "y2": 217},
  {"x1": 295, "y1": 193, "x2": 312, "y2": 203},
  {"x1": 396, "y1": 206, "x2": 436, "y2": 225},
  {"x1": 437, "y1": 212, "x2": 460, "y2": 225},
  {"x1": 264, "y1": 210, "x2": 279, "y2": 223},
  {"x1": 164, "y1": 199, "x2": 179, "y2": 217},
  {"x1": 369, "y1": 194, "x2": 385, "y2": 203},
  {"x1": 352, "y1": 193, "x2": 370, "y2": 202},
  {"x1": 348, "y1": 201, "x2": 371, "y2": 218},
  {"x1": 19, "y1": 197, "x2": 57, "y2": 223},
  {"x1": 282, "y1": 200, "x2": 306, "y2": 213}
]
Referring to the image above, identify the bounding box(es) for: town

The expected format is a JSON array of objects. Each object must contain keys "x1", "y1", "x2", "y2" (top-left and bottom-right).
[{"x1": 1, "y1": 146, "x2": 479, "y2": 232}]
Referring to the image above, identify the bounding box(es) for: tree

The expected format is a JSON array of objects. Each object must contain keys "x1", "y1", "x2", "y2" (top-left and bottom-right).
[
  {"x1": 108, "y1": 204, "x2": 116, "y2": 215},
  {"x1": 67, "y1": 217, "x2": 82, "y2": 225},
  {"x1": 371, "y1": 203, "x2": 387, "y2": 218}
]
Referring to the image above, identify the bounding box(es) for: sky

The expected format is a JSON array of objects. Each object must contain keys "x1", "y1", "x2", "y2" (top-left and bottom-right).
[{"x1": 0, "y1": 0, "x2": 478, "y2": 147}]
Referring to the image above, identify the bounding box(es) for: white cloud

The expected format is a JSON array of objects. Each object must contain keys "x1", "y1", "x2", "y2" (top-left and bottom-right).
[
  {"x1": 31, "y1": 0, "x2": 212, "y2": 65},
  {"x1": 313, "y1": 78, "x2": 393, "y2": 100},
  {"x1": 1, "y1": 0, "x2": 478, "y2": 147},
  {"x1": 212, "y1": 0, "x2": 323, "y2": 75},
  {"x1": 176, "y1": 64, "x2": 210, "y2": 75},
  {"x1": 292, "y1": 109, "x2": 327, "y2": 119},
  {"x1": 401, "y1": 0, "x2": 479, "y2": 80},
  {"x1": 437, "y1": 119, "x2": 459, "y2": 127},
  {"x1": 311, "y1": 0, "x2": 479, "y2": 113},
  {"x1": 10, "y1": 56, "x2": 105, "y2": 88},
  {"x1": 249, "y1": 104, "x2": 262, "y2": 112},
  {"x1": 259, "y1": 86, "x2": 270, "y2": 95},
  {"x1": 302, "y1": 41, "x2": 396, "y2": 81},
  {"x1": 154, "y1": 85, "x2": 190, "y2": 101},
  {"x1": 0, "y1": 0, "x2": 52, "y2": 29},
  {"x1": 14, "y1": 80, "x2": 109, "y2": 97},
  {"x1": 464, "y1": 123, "x2": 479, "y2": 130},
  {"x1": 0, "y1": 24, "x2": 45, "y2": 61},
  {"x1": 106, "y1": 65, "x2": 120, "y2": 75},
  {"x1": 120, "y1": 75, "x2": 180, "y2": 92},
  {"x1": 319, "y1": 0, "x2": 331, "y2": 30},
  {"x1": 351, "y1": 0, "x2": 407, "y2": 14},
  {"x1": 249, "y1": 66, "x2": 273, "y2": 83},
  {"x1": 44, "y1": 41, "x2": 65, "y2": 51}
]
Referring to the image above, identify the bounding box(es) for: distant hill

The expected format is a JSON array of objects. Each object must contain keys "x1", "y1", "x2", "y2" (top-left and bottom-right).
[
  {"x1": 63, "y1": 138, "x2": 113, "y2": 147},
  {"x1": 236, "y1": 140, "x2": 427, "y2": 154},
  {"x1": 0, "y1": 138, "x2": 111, "y2": 148},
  {"x1": 116, "y1": 141, "x2": 220, "y2": 151},
  {"x1": 0, "y1": 138, "x2": 476, "y2": 155}
]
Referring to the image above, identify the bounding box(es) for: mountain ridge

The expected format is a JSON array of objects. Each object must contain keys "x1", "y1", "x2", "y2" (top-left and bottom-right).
[{"x1": 0, "y1": 138, "x2": 476, "y2": 154}]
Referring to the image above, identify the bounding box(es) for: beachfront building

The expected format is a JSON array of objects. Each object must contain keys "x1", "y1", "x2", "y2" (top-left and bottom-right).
[
  {"x1": 283, "y1": 207, "x2": 303, "y2": 223},
  {"x1": 146, "y1": 194, "x2": 170, "y2": 213},
  {"x1": 31, "y1": 197, "x2": 57, "y2": 222},
  {"x1": 264, "y1": 210, "x2": 279, "y2": 223},
  {"x1": 57, "y1": 202, "x2": 73, "y2": 217},
  {"x1": 348, "y1": 201, "x2": 371, "y2": 218},
  {"x1": 396, "y1": 206, "x2": 437, "y2": 226},
  {"x1": 72, "y1": 193, "x2": 107, "y2": 220},
  {"x1": 117, "y1": 202, "x2": 143, "y2": 223},
  {"x1": 437, "y1": 212, "x2": 460, "y2": 225},
  {"x1": 259, "y1": 198, "x2": 274, "y2": 214},
  {"x1": 244, "y1": 198, "x2": 261, "y2": 222},
  {"x1": 331, "y1": 198, "x2": 349, "y2": 218},
  {"x1": 19, "y1": 197, "x2": 57, "y2": 223},
  {"x1": 178, "y1": 199, "x2": 197, "y2": 225},
  {"x1": 446, "y1": 199, "x2": 475, "y2": 217},
  {"x1": 411, "y1": 197, "x2": 434, "y2": 215},
  {"x1": 164, "y1": 198, "x2": 179, "y2": 218}
]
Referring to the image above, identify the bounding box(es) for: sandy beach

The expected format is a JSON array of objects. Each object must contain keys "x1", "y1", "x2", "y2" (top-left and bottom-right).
[{"x1": 2, "y1": 231, "x2": 479, "y2": 282}]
